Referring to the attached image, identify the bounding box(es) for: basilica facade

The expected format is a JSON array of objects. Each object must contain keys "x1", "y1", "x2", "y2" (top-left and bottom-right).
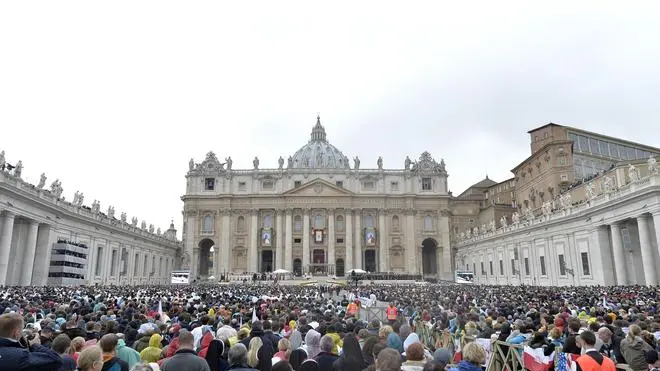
[{"x1": 181, "y1": 117, "x2": 453, "y2": 280}]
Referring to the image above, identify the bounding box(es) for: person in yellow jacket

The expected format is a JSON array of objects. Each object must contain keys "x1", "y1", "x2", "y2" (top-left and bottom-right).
[
  {"x1": 139, "y1": 334, "x2": 163, "y2": 363},
  {"x1": 326, "y1": 324, "x2": 343, "y2": 355}
]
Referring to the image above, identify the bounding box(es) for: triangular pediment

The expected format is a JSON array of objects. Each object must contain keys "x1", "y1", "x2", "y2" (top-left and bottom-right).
[{"x1": 283, "y1": 178, "x2": 354, "y2": 197}]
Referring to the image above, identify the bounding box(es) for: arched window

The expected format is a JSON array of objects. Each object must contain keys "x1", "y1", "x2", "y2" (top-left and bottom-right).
[
  {"x1": 314, "y1": 214, "x2": 325, "y2": 228},
  {"x1": 364, "y1": 215, "x2": 374, "y2": 228},
  {"x1": 424, "y1": 215, "x2": 433, "y2": 231},
  {"x1": 202, "y1": 215, "x2": 213, "y2": 233},
  {"x1": 336, "y1": 215, "x2": 344, "y2": 232},
  {"x1": 263, "y1": 215, "x2": 273, "y2": 228},
  {"x1": 391, "y1": 215, "x2": 400, "y2": 232},
  {"x1": 237, "y1": 216, "x2": 245, "y2": 232},
  {"x1": 294, "y1": 215, "x2": 302, "y2": 232}
]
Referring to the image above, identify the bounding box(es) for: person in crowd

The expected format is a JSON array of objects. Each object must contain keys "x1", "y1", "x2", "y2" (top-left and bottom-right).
[
  {"x1": 51, "y1": 334, "x2": 77, "y2": 371},
  {"x1": 115, "y1": 334, "x2": 141, "y2": 369},
  {"x1": 272, "y1": 360, "x2": 293, "y2": 371},
  {"x1": 139, "y1": 334, "x2": 163, "y2": 363},
  {"x1": 576, "y1": 331, "x2": 616, "y2": 371},
  {"x1": 99, "y1": 334, "x2": 130, "y2": 371},
  {"x1": 375, "y1": 348, "x2": 402, "y2": 371},
  {"x1": 246, "y1": 337, "x2": 262, "y2": 368},
  {"x1": 0, "y1": 312, "x2": 62, "y2": 371},
  {"x1": 332, "y1": 332, "x2": 365, "y2": 371},
  {"x1": 597, "y1": 327, "x2": 625, "y2": 363},
  {"x1": 70, "y1": 336, "x2": 86, "y2": 362},
  {"x1": 646, "y1": 350, "x2": 660, "y2": 371},
  {"x1": 313, "y1": 335, "x2": 338, "y2": 369},
  {"x1": 620, "y1": 325, "x2": 654, "y2": 371},
  {"x1": 288, "y1": 349, "x2": 308, "y2": 370},
  {"x1": 226, "y1": 343, "x2": 256, "y2": 371},
  {"x1": 203, "y1": 339, "x2": 229, "y2": 371},
  {"x1": 77, "y1": 346, "x2": 105, "y2": 371},
  {"x1": 448, "y1": 341, "x2": 486, "y2": 371},
  {"x1": 402, "y1": 342, "x2": 428, "y2": 371},
  {"x1": 161, "y1": 330, "x2": 210, "y2": 371},
  {"x1": 273, "y1": 338, "x2": 292, "y2": 362}
]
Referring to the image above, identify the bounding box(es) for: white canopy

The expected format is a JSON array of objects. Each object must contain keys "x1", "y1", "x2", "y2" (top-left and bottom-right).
[
  {"x1": 347, "y1": 268, "x2": 367, "y2": 274},
  {"x1": 272, "y1": 269, "x2": 289, "y2": 274}
]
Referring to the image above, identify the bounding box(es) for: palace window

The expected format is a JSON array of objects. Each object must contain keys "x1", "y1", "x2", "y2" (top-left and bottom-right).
[
  {"x1": 314, "y1": 214, "x2": 325, "y2": 228},
  {"x1": 294, "y1": 181, "x2": 302, "y2": 188},
  {"x1": 581, "y1": 252, "x2": 590, "y2": 276},
  {"x1": 390, "y1": 181, "x2": 399, "y2": 191},
  {"x1": 237, "y1": 216, "x2": 245, "y2": 233},
  {"x1": 95, "y1": 246, "x2": 103, "y2": 276},
  {"x1": 391, "y1": 215, "x2": 400, "y2": 232},
  {"x1": 510, "y1": 259, "x2": 515, "y2": 274},
  {"x1": 422, "y1": 177, "x2": 432, "y2": 191},
  {"x1": 134, "y1": 253, "x2": 139, "y2": 275},
  {"x1": 336, "y1": 237, "x2": 344, "y2": 244},
  {"x1": 238, "y1": 182, "x2": 246, "y2": 191},
  {"x1": 336, "y1": 181, "x2": 343, "y2": 188},
  {"x1": 110, "y1": 250, "x2": 117, "y2": 276},
  {"x1": 336, "y1": 215, "x2": 344, "y2": 232},
  {"x1": 539, "y1": 256, "x2": 546, "y2": 275},
  {"x1": 362, "y1": 181, "x2": 375, "y2": 190},
  {"x1": 524, "y1": 257, "x2": 530, "y2": 275},
  {"x1": 263, "y1": 215, "x2": 273, "y2": 228},
  {"x1": 262, "y1": 181, "x2": 274, "y2": 190},
  {"x1": 423, "y1": 215, "x2": 433, "y2": 231},
  {"x1": 294, "y1": 215, "x2": 302, "y2": 232},
  {"x1": 499, "y1": 259, "x2": 503, "y2": 275},
  {"x1": 294, "y1": 238, "x2": 301, "y2": 244},
  {"x1": 205, "y1": 178, "x2": 215, "y2": 191},
  {"x1": 558, "y1": 254, "x2": 566, "y2": 276},
  {"x1": 202, "y1": 215, "x2": 213, "y2": 233},
  {"x1": 364, "y1": 215, "x2": 374, "y2": 228},
  {"x1": 489, "y1": 261, "x2": 493, "y2": 275},
  {"x1": 143, "y1": 255, "x2": 148, "y2": 276},
  {"x1": 151, "y1": 256, "x2": 156, "y2": 274},
  {"x1": 481, "y1": 262, "x2": 485, "y2": 275},
  {"x1": 557, "y1": 156, "x2": 567, "y2": 166}
]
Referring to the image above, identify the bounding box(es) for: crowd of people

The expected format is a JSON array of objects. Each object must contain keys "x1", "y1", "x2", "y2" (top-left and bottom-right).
[{"x1": 1, "y1": 283, "x2": 660, "y2": 371}]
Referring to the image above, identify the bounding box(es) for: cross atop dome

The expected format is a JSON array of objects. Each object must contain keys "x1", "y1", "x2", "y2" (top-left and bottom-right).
[{"x1": 310, "y1": 114, "x2": 327, "y2": 142}]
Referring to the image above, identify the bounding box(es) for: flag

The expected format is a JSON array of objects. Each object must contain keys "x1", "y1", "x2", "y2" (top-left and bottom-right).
[
  {"x1": 523, "y1": 346, "x2": 554, "y2": 371},
  {"x1": 252, "y1": 308, "x2": 258, "y2": 323},
  {"x1": 555, "y1": 352, "x2": 578, "y2": 371}
]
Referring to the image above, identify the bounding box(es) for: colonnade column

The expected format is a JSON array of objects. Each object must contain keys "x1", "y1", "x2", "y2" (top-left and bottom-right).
[
  {"x1": 0, "y1": 212, "x2": 16, "y2": 286},
  {"x1": 345, "y1": 210, "x2": 353, "y2": 272},
  {"x1": 637, "y1": 215, "x2": 657, "y2": 285},
  {"x1": 653, "y1": 212, "x2": 660, "y2": 264},
  {"x1": 32, "y1": 224, "x2": 53, "y2": 286},
  {"x1": 221, "y1": 210, "x2": 231, "y2": 275},
  {"x1": 378, "y1": 210, "x2": 388, "y2": 272},
  {"x1": 354, "y1": 210, "x2": 362, "y2": 270},
  {"x1": 275, "y1": 210, "x2": 284, "y2": 271},
  {"x1": 302, "y1": 209, "x2": 310, "y2": 274},
  {"x1": 285, "y1": 209, "x2": 293, "y2": 272},
  {"x1": 327, "y1": 210, "x2": 335, "y2": 275},
  {"x1": 249, "y1": 210, "x2": 258, "y2": 273},
  {"x1": 20, "y1": 221, "x2": 40, "y2": 286}
]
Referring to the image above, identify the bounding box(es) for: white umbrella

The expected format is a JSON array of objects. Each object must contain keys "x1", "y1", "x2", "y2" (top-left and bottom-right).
[
  {"x1": 273, "y1": 269, "x2": 289, "y2": 274},
  {"x1": 347, "y1": 268, "x2": 367, "y2": 274}
]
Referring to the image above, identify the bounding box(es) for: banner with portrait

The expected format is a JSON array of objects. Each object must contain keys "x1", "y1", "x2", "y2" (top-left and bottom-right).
[
  {"x1": 261, "y1": 228, "x2": 272, "y2": 247},
  {"x1": 314, "y1": 229, "x2": 324, "y2": 243},
  {"x1": 364, "y1": 228, "x2": 376, "y2": 246}
]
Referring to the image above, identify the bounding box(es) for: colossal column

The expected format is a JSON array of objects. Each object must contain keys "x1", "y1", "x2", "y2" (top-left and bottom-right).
[
  {"x1": 249, "y1": 210, "x2": 259, "y2": 273},
  {"x1": 221, "y1": 209, "x2": 231, "y2": 275},
  {"x1": 328, "y1": 209, "x2": 335, "y2": 274},
  {"x1": 31, "y1": 224, "x2": 53, "y2": 286},
  {"x1": 285, "y1": 209, "x2": 293, "y2": 272},
  {"x1": 0, "y1": 212, "x2": 16, "y2": 286},
  {"x1": 354, "y1": 210, "x2": 362, "y2": 270},
  {"x1": 637, "y1": 215, "x2": 657, "y2": 285},
  {"x1": 302, "y1": 209, "x2": 310, "y2": 274},
  {"x1": 653, "y1": 212, "x2": 660, "y2": 267},
  {"x1": 378, "y1": 211, "x2": 388, "y2": 272},
  {"x1": 20, "y1": 221, "x2": 40, "y2": 286},
  {"x1": 405, "y1": 210, "x2": 416, "y2": 273},
  {"x1": 275, "y1": 210, "x2": 284, "y2": 271},
  {"x1": 345, "y1": 210, "x2": 353, "y2": 272}
]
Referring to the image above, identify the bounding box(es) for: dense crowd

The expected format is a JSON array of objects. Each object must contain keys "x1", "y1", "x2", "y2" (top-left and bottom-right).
[{"x1": 1, "y1": 283, "x2": 660, "y2": 371}]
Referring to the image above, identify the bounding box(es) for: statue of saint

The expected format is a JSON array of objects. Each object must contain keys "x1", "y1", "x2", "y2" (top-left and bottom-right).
[
  {"x1": 0, "y1": 150, "x2": 5, "y2": 171},
  {"x1": 37, "y1": 173, "x2": 46, "y2": 189},
  {"x1": 131, "y1": 217, "x2": 138, "y2": 227},
  {"x1": 225, "y1": 156, "x2": 233, "y2": 170},
  {"x1": 149, "y1": 224, "x2": 155, "y2": 233},
  {"x1": 157, "y1": 227, "x2": 161, "y2": 235},
  {"x1": 107, "y1": 206, "x2": 115, "y2": 219},
  {"x1": 73, "y1": 191, "x2": 80, "y2": 206},
  {"x1": 120, "y1": 212, "x2": 127, "y2": 223},
  {"x1": 404, "y1": 156, "x2": 411, "y2": 170},
  {"x1": 628, "y1": 164, "x2": 640, "y2": 182},
  {"x1": 377, "y1": 156, "x2": 383, "y2": 170},
  {"x1": 14, "y1": 160, "x2": 23, "y2": 178},
  {"x1": 278, "y1": 156, "x2": 284, "y2": 169},
  {"x1": 141, "y1": 221, "x2": 147, "y2": 230},
  {"x1": 253, "y1": 157, "x2": 259, "y2": 170},
  {"x1": 287, "y1": 156, "x2": 293, "y2": 169},
  {"x1": 188, "y1": 158, "x2": 194, "y2": 171},
  {"x1": 500, "y1": 215, "x2": 507, "y2": 228},
  {"x1": 353, "y1": 156, "x2": 360, "y2": 170},
  {"x1": 648, "y1": 155, "x2": 657, "y2": 174}
]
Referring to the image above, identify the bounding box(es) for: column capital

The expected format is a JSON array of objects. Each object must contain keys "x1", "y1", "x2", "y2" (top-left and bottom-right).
[
  {"x1": 250, "y1": 209, "x2": 259, "y2": 216},
  {"x1": 285, "y1": 208, "x2": 293, "y2": 216},
  {"x1": 219, "y1": 209, "x2": 231, "y2": 216},
  {"x1": 1, "y1": 210, "x2": 15, "y2": 219}
]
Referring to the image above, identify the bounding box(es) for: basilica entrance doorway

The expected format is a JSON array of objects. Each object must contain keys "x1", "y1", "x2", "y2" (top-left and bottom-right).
[
  {"x1": 198, "y1": 238, "x2": 215, "y2": 277},
  {"x1": 293, "y1": 258, "x2": 302, "y2": 276},
  {"x1": 261, "y1": 250, "x2": 273, "y2": 273},
  {"x1": 336, "y1": 258, "x2": 345, "y2": 277},
  {"x1": 364, "y1": 250, "x2": 376, "y2": 272},
  {"x1": 421, "y1": 238, "x2": 438, "y2": 276}
]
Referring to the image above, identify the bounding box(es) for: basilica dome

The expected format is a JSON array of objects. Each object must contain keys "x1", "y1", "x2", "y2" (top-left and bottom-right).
[{"x1": 290, "y1": 116, "x2": 350, "y2": 170}]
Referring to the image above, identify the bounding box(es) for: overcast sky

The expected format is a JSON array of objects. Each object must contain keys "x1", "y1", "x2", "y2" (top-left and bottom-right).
[{"x1": 1, "y1": 1, "x2": 659, "y2": 236}]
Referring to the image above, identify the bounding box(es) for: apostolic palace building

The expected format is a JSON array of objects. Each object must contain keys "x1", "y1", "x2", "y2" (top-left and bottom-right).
[{"x1": 181, "y1": 116, "x2": 453, "y2": 281}]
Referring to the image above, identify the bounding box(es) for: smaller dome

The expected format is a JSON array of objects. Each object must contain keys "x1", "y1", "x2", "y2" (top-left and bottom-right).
[{"x1": 290, "y1": 116, "x2": 350, "y2": 170}]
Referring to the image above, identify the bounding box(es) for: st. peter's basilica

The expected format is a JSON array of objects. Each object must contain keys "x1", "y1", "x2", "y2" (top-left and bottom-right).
[{"x1": 181, "y1": 116, "x2": 453, "y2": 281}]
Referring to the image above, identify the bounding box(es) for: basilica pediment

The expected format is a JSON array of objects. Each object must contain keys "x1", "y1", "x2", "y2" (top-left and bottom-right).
[{"x1": 282, "y1": 179, "x2": 354, "y2": 197}]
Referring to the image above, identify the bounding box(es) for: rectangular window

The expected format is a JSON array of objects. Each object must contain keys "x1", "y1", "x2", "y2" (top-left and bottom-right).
[
  {"x1": 362, "y1": 181, "x2": 375, "y2": 190},
  {"x1": 499, "y1": 259, "x2": 504, "y2": 275},
  {"x1": 336, "y1": 181, "x2": 343, "y2": 188},
  {"x1": 539, "y1": 256, "x2": 546, "y2": 276},
  {"x1": 489, "y1": 261, "x2": 493, "y2": 275},
  {"x1": 511, "y1": 259, "x2": 515, "y2": 274},
  {"x1": 205, "y1": 178, "x2": 215, "y2": 191},
  {"x1": 336, "y1": 238, "x2": 344, "y2": 244},
  {"x1": 558, "y1": 156, "x2": 567, "y2": 166},
  {"x1": 134, "y1": 253, "x2": 139, "y2": 275},
  {"x1": 422, "y1": 177, "x2": 432, "y2": 191},
  {"x1": 589, "y1": 138, "x2": 598, "y2": 154},
  {"x1": 390, "y1": 181, "x2": 399, "y2": 191},
  {"x1": 294, "y1": 238, "x2": 301, "y2": 244},
  {"x1": 262, "y1": 181, "x2": 274, "y2": 190},
  {"x1": 481, "y1": 262, "x2": 485, "y2": 275},
  {"x1": 95, "y1": 246, "x2": 104, "y2": 276},
  {"x1": 238, "y1": 181, "x2": 246, "y2": 191},
  {"x1": 524, "y1": 257, "x2": 530, "y2": 275},
  {"x1": 578, "y1": 136, "x2": 589, "y2": 153},
  {"x1": 473, "y1": 263, "x2": 475, "y2": 275},
  {"x1": 599, "y1": 141, "x2": 609, "y2": 157},
  {"x1": 558, "y1": 254, "x2": 566, "y2": 276},
  {"x1": 110, "y1": 250, "x2": 117, "y2": 276},
  {"x1": 561, "y1": 174, "x2": 568, "y2": 181},
  {"x1": 294, "y1": 180, "x2": 302, "y2": 188},
  {"x1": 581, "y1": 252, "x2": 590, "y2": 276}
]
